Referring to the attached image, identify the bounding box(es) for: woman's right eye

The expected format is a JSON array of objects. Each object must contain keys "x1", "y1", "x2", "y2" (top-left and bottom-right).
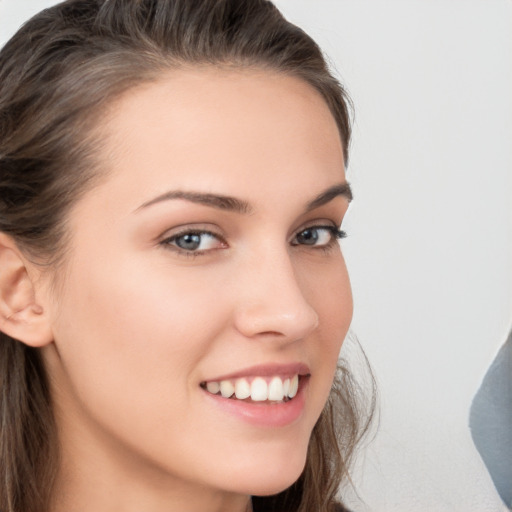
[{"x1": 160, "y1": 230, "x2": 226, "y2": 254}]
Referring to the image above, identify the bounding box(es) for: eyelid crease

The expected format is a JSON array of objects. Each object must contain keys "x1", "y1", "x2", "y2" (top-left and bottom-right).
[
  {"x1": 161, "y1": 228, "x2": 225, "y2": 244},
  {"x1": 157, "y1": 222, "x2": 224, "y2": 241}
]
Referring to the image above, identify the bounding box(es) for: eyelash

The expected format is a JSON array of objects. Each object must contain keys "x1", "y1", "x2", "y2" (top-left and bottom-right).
[
  {"x1": 290, "y1": 225, "x2": 346, "y2": 250},
  {"x1": 160, "y1": 225, "x2": 346, "y2": 257},
  {"x1": 160, "y1": 229, "x2": 225, "y2": 257}
]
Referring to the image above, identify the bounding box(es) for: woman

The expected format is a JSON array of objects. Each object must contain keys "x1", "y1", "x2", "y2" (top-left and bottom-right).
[{"x1": 0, "y1": 1, "x2": 374, "y2": 511}]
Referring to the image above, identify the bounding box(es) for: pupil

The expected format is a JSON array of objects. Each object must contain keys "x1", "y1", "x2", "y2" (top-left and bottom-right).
[
  {"x1": 298, "y1": 229, "x2": 318, "y2": 245},
  {"x1": 177, "y1": 233, "x2": 201, "y2": 250}
]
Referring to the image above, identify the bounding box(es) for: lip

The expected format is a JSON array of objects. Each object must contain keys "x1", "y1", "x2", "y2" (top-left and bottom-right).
[
  {"x1": 202, "y1": 362, "x2": 311, "y2": 383},
  {"x1": 201, "y1": 371, "x2": 310, "y2": 428}
]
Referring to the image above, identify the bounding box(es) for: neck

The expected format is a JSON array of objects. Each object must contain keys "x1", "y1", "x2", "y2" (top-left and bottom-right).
[
  {"x1": 51, "y1": 468, "x2": 252, "y2": 512},
  {"x1": 49, "y1": 412, "x2": 251, "y2": 512}
]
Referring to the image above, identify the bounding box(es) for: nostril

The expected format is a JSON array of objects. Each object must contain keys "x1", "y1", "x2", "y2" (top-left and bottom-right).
[{"x1": 233, "y1": 301, "x2": 319, "y2": 341}]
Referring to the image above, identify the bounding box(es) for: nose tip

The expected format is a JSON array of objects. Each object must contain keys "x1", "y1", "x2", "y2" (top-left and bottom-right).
[
  {"x1": 233, "y1": 260, "x2": 320, "y2": 342},
  {"x1": 235, "y1": 302, "x2": 319, "y2": 341}
]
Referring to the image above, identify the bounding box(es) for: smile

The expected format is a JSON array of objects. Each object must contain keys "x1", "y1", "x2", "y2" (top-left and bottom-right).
[{"x1": 201, "y1": 375, "x2": 300, "y2": 403}]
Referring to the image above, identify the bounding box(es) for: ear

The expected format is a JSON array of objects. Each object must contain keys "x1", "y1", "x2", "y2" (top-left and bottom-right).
[{"x1": 0, "y1": 233, "x2": 53, "y2": 347}]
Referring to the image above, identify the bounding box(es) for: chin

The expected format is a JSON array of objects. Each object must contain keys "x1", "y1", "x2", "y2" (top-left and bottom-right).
[
  {"x1": 228, "y1": 443, "x2": 308, "y2": 497},
  {"x1": 247, "y1": 474, "x2": 303, "y2": 498}
]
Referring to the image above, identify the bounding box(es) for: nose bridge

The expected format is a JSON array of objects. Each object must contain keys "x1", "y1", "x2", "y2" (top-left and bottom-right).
[{"x1": 234, "y1": 243, "x2": 319, "y2": 341}]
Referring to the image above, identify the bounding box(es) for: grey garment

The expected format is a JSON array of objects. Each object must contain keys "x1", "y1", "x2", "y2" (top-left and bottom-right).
[{"x1": 470, "y1": 329, "x2": 512, "y2": 508}]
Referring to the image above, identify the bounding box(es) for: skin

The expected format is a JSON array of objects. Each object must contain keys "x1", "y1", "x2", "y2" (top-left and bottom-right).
[{"x1": 35, "y1": 67, "x2": 353, "y2": 512}]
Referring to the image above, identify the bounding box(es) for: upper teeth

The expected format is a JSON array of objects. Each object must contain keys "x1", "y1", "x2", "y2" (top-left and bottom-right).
[{"x1": 205, "y1": 375, "x2": 299, "y2": 402}]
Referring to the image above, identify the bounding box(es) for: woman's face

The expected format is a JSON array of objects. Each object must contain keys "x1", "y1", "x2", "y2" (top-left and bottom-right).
[{"x1": 42, "y1": 68, "x2": 352, "y2": 503}]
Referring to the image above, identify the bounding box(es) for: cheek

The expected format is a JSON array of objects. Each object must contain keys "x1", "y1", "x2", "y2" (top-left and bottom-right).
[
  {"x1": 302, "y1": 252, "x2": 352, "y2": 340},
  {"x1": 299, "y1": 254, "x2": 352, "y2": 393},
  {"x1": 50, "y1": 252, "x2": 230, "y2": 433}
]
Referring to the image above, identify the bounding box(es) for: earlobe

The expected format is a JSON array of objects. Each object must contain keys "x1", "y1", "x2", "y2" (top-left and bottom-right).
[{"x1": 0, "y1": 233, "x2": 53, "y2": 347}]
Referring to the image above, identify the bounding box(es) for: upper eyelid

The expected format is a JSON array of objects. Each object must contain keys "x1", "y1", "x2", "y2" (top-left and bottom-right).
[
  {"x1": 164, "y1": 231, "x2": 219, "y2": 243},
  {"x1": 291, "y1": 224, "x2": 341, "y2": 240},
  {"x1": 158, "y1": 223, "x2": 224, "y2": 241},
  {"x1": 164, "y1": 228, "x2": 219, "y2": 238},
  {"x1": 299, "y1": 220, "x2": 338, "y2": 230},
  {"x1": 290, "y1": 220, "x2": 339, "y2": 237}
]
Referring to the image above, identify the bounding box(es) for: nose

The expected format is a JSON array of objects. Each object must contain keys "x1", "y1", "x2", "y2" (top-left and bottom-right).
[{"x1": 233, "y1": 248, "x2": 319, "y2": 343}]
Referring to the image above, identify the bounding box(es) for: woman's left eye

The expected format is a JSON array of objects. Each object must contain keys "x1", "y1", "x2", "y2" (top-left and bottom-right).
[
  {"x1": 161, "y1": 230, "x2": 225, "y2": 253},
  {"x1": 291, "y1": 225, "x2": 346, "y2": 248}
]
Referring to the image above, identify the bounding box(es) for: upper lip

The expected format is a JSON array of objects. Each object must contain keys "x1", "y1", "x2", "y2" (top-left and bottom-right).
[{"x1": 203, "y1": 362, "x2": 311, "y2": 383}]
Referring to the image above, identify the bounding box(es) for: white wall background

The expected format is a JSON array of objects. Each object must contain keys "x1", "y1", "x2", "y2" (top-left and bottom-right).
[{"x1": 1, "y1": 1, "x2": 511, "y2": 511}]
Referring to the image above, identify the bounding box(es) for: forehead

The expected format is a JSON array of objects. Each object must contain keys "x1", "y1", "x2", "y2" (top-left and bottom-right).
[{"x1": 92, "y1": 67, "x2": 345, "y2": 210}]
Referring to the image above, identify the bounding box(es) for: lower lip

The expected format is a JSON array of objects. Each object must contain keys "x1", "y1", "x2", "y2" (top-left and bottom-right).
[{"x1": 202, "y1": 377, "x2": 308, "y2": 428}]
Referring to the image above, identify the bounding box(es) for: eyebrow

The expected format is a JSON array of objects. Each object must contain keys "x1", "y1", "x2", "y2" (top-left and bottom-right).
[
  {"x1": 305, "y1": 182, "x2": 353, "y2": 211},
  {"x1": 136, "y1": 190, "x2": 252, "y2": 214},
  {"x1": 136, "y1": 182, "x2": 352, "y2": 214}
]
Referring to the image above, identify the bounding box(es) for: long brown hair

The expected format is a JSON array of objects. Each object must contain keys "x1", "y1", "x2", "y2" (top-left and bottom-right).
[{"x1": 0, "y1": 1, "x2": 375, "y2": 511}]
